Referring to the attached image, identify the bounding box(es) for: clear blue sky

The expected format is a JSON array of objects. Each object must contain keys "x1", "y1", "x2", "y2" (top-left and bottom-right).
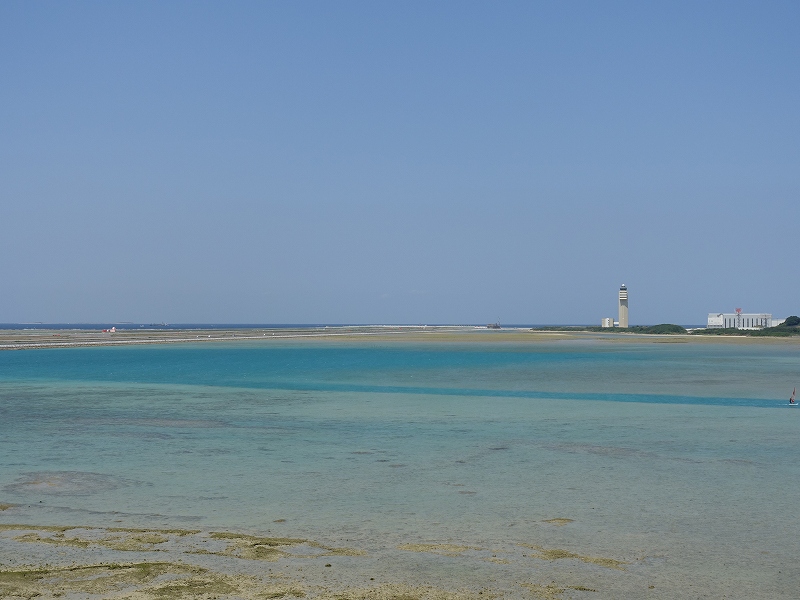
[{"x1": 2, "y1": 1, "x2": 798, "y2": 325}]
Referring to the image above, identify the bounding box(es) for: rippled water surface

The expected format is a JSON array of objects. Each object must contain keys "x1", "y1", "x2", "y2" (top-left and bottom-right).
[{"x1": 1, "y1": 338, "x2": 799, "y2": 597}]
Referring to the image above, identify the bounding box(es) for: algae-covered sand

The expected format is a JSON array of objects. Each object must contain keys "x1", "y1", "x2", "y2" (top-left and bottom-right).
[{"x1": 0, "y1": 523, "x2": 635, "y2": 599}]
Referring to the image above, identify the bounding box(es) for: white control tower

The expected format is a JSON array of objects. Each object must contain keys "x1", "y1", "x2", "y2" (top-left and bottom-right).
[{"x1": 618, "y1": 284, "x2": 629, "y2": 328}]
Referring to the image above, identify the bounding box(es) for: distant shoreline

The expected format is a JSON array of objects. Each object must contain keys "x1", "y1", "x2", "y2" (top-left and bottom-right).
[
  {"x1": 0, "y1": 325, "x2": 476, "y2": 351},
  {"x1": 2, "y1": 326, "x2": 799, "y2": 351}
]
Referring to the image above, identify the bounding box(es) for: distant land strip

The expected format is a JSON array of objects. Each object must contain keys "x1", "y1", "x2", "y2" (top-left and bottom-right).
[
  {"x1": 0, "y1": 326, "x2": 486, "y2": 350},
  {"x1": 2, "y1": 325, "x2": 800, "y2": 351}
]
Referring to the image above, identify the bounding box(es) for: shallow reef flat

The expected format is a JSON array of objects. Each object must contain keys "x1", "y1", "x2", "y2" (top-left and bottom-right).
[
  {"x1": 3, "y1": 341, "x2": 798, "y2": 598},
  {"x1": 3, "y1": 325, "x2": 799, "y2": 351},
  {"x1": 0, "y1": 326, "x2": 492, "y2": 351},
  {"x1": 0, "y1": 523, "x2": 644, "y2": 600}
]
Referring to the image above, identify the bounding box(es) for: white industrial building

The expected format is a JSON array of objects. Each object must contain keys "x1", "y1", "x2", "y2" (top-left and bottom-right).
[{"x1": 707, "y1": 311, "x2": 783, "y2": 330}]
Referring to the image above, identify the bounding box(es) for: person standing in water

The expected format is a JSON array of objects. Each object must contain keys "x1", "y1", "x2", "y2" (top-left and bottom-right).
[{"x1": 790, "y1": 387, "x2": 796, "y2": 404}]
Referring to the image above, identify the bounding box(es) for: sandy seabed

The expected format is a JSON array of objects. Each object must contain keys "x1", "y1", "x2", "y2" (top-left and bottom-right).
[{"x1": 0, "y1": 517, "x2": 652, "y2": 600}]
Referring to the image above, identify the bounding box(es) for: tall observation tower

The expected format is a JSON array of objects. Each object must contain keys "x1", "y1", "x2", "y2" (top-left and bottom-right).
[{"x1": 618, "y1": 284, "x2": 629, "y2": 328}]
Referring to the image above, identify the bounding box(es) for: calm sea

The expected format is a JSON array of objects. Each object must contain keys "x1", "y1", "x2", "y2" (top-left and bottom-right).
[{"x1": 1, "y1": 337, "x2": 799, "y2": 597}]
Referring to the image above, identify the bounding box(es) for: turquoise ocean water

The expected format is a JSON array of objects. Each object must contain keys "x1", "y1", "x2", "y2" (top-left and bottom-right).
[{"x1": 1, "y1": 337, "x2": 799, "y2": 597}]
